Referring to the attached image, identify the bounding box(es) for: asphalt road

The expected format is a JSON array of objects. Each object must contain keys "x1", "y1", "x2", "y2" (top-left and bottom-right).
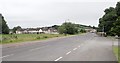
[{"x1": 2, "y1": 33, "x2": 117, "y2": 61}]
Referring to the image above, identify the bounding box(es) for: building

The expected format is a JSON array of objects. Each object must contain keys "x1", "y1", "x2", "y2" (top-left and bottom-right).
[{"x1": 16, "y1": 27, "x2": 59, "y2": 34}]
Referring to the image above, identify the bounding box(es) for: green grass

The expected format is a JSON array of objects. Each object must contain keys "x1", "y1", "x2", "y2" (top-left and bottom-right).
[
  {"x1": 1, "y1": 34, "x2": 65, "y2": 44},
  {"x1": 113, "y1": 46, "x2": 120, "y2": 63}
]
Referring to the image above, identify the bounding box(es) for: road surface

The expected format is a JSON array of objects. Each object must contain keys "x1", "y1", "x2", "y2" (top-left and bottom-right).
[{"x1": 2, "y1": 33, "x2": 117, "y2": 61}]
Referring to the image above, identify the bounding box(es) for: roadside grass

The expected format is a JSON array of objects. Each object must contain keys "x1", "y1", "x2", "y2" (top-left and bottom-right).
[
  {"x1": 2, "y1": 34, "x2": 66, "y2": 44},
  {"x1": 113, "y1": 46, "x2": 120, "y2": 63},
  {"x1": 0, "y1": 34, "x2": 2, "y2": 44}
]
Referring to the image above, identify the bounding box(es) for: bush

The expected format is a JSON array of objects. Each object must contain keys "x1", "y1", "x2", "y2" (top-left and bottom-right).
[
  {"x1": 10, "y1": 40, "x2": 13, "y2": 42},
  {"x1": 56, "y1": 36, "x2": 59, "y2": 37},
  {"x1": 43, "y1": 36, "x2": 48, "y2": 38},
  {"x1": 36, "y1": 36, "x2": 41, "y2": 39},
  {"x1": 58, "y1": 22, "x2": 79, "y2": 34}
]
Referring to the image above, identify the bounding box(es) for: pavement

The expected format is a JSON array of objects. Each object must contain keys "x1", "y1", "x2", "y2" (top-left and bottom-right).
[{"x1": 1, "y1": 33, "x2": 118, "y2": 61}]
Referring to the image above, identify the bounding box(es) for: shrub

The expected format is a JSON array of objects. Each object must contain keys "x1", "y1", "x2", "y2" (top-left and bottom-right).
[
  {"x1": 43, "y1": 36, "x2": 48, "y2": 38},
  {"x1": 36, "y1": 36, "x2": 41, "y2": 39}
]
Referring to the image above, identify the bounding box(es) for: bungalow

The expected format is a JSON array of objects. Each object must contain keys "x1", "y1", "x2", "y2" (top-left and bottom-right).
[
  {"x1": 48, "y1": 28, "x2": 59, "y2": 34},
  {"x1": 16, "y1": 27, "x2": 59, "y2": 34},
  {"x1": 16, "y1": 28, "x2": 43, "y2": 34}
]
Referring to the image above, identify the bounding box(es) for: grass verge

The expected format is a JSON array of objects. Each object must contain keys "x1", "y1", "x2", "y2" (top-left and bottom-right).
[
  {"x1": 1, "y1": 34, "x2": 66, "y2": 44},
  {"x1": 113, "y1": 46, "x2": 120, "y2": 63}
]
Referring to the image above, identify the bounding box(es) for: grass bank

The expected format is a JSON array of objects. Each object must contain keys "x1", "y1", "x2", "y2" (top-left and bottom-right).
[
  {"x1": 113, "y1": 46, "x2": 120, "y2": 63},
  {"x1": 1, "y1": 34, "x2": 66, "y2": 44}
]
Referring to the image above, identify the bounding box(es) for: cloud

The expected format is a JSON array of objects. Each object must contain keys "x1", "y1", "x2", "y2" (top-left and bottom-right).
[{"x1": 0, "y1": 0, "x2": 119, "y2": 28}]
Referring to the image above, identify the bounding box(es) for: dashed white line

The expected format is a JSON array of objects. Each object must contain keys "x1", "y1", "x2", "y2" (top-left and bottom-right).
[
  {"x1": 54, "y1": 57, "x2": 63, "y2": 61},
  {"x1": 66, "y1": 51, "x2": 71, "y2": 55},
  {"x1": 73, "y1": 48, "x2": 77, "y2": 50},
  {"x1": 0, "y1": 54, "x2": 14, "y2": 59}
]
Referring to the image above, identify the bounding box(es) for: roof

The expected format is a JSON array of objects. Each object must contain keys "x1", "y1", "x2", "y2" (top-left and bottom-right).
[{"x1": 16, "y1": 27, "x2": 57, "y2": 31}]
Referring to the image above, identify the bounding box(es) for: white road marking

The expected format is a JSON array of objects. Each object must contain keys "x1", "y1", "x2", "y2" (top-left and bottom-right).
[
  {"x1": 54, "y1": 57, "x2": 63, "y2": 61},
  {"x1": 66, "y1": 51, "x2": 71, "y2": 55},
  {"x1": 73, "y1": 48, "x2": 77, "y2": 50},
  {"x1": 0, "y1": 54, "x2": 14, "y2": 58}
]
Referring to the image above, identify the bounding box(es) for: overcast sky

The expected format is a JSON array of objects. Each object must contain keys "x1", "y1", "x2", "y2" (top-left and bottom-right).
[{"x1": 0, "y1": 0, "x2": 119, "y2": 29}]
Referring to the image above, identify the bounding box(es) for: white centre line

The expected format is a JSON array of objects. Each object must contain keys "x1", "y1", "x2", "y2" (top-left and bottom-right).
[
  {"x1": 73, "y1": 48, "x2": 77, "y2": 50},
  {"x1": 66, "y1": 51, "x2": 71, "y2": 55},
  {"x1": 54, "y1": 57, "x2": 63, "y2": 61},
  {"x1": 0, "y1": 54, "x2": 14, "y2": 59}
]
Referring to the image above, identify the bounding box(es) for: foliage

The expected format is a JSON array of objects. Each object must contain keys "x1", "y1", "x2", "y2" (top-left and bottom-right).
[
  {"x1": 79, "y1": 29, "x2": 86, "y2": 33},
  {"x1": 1, "y1": 14, "x2": 9, "y2": 34},
  {"x1": 98, "y1": 2, "x2": 120, "y2": 36},
  {"x1": 116, "y1": 2, "x2": 120, "y2": 16},
  {"x1": 111, "y1": 17, "x2": 120, "y2": 36},
  {"x1": 58, "y1": 22, "x2": 79, "y2": 34},
  {"x1": 12, "y1": 26, "x2": 22, "y2": 33},
  {"x1": 52, "y1": 25, "x2": 60, "y2": 30}
]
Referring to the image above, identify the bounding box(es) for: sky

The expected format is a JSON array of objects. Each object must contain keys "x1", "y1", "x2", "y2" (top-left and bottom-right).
[{"x1": 0, "y1": 0, "x2": 119, "y2": 29}]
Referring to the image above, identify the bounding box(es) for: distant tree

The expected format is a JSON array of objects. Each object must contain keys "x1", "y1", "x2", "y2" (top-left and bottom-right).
[
  {"x1": 92, "y1": 26, "x2": 96, "y2": 29},
  {"x1": 52, "y1": 25, "x2": 59, "y2": 30},
  {"x1": 0, "y1": 14, "x2": 2, "y2": 33},
  {"x1": 88, "y1": 25, "x2": 91, "y2": 28},
  {"x1": 58, "y1": 22, "x2": 78, "y2": 34},
  {"x1": 13, "y1": 26, "x2": 22, "y2": 33},
  {"x1": 80, "y1": 29, "x2": 86, "y2": 33},
  {"x1": 1, "y1": 14, "x2": 9, "y2": 34},
  {"x1": 58, "y1": 26, "x2": 66, "y2": 34}
]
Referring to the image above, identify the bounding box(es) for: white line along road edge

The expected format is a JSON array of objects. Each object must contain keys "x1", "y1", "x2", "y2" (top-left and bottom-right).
[
  {"x1": 54, "y1": 57, "x2": 63, "y2": 61},
  {"x1": 0, "y1": 54, "x2": 14, "y2": 59}
]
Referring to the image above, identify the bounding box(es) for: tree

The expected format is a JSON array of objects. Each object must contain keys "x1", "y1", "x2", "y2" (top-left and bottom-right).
[
  {"x1": 110, "y1": 17, "x2": 120, "y2": 37},
  {"x1": 116, "y1": 2, "x2": 120, "y2": 16},
  {"x1": 98, "y1": 1, "x2": 120, "y2": 36},
  {"x1": 79, "y1": 29, "x2": 86, "y2": 33},
  {"x1": 98, "y1": 7, "x2": 117, "y2": 35},
  {"x1": 104, "y1": 7, "x2": 115, "y2": 14},
  {"x1": 52, "y1": 25, "x2": 59, "y2": 30},
  {"x1": 58, "y1": 22, "x2": 78, "y2": 34},
  {"x1": 58, "y1": 26, "x2": 66, "y2": 34},
  {"x1": 1, "y1": 14, "x2": 9, "y2": 34},
  {"x1": 13, "y1": 26, "x2": 22, "y2": 33},
  {"x1": 0, "y1": 14, "x2": 2, "y2": 34},
  {"x1": 92, "y1": 26, "x2": 96, "y2": 29}
]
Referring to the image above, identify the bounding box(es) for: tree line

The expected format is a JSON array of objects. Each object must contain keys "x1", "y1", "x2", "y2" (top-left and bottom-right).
[
  {"x1": 12, "y1": 22, "x2": 87, "y2": 35},
  {"x1": 98, "y1": 2, "x2": 120, "y2": 37},
  {"x1": 1, "y1": 14, "x2": 95, "y2": 34}
]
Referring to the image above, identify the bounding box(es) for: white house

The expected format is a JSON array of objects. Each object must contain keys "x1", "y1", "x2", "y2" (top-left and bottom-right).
[{"x1": 16, "y1": 27, "x2": 59, "y2": 34}]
